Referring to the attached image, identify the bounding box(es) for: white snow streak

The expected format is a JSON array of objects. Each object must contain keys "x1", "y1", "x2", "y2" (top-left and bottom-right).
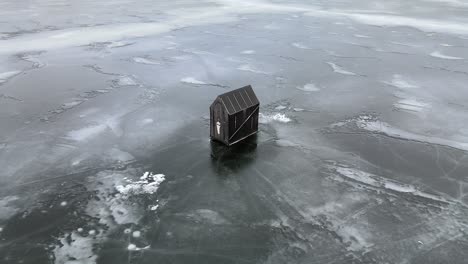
[
  {"x1": 384, "y1": 74, "x2": 419, "y2": 89},
  {"x1": 327, "y1": 62, "x2": 357, "y2": 76},
  {"x1": 0, "y1": 71, "x2": 21, "y2": 84},
  {"x1": 180, "y1": 77, "x2": 207, "y2": 85},
  {"x1": 132, "y1": 57, "x2": 160, "y2": 65},
  {"x1": 241, "y1": 50, "x2": 256, "y2": 54},
  {"x1": 292, "y1": 42, "x2": 309, "y2": 49},
  {"x1": 394, "y1": 98, "x2": 429, "y2": 112},
  {"x1": 430, "y1": 51, "x2": 464, "y2": 60},
  {"x1": 237, "y1": 64, "x2": 270, "y2": 75},
  {"x1": 296, "y1": 82, "x2": 320, "y2": 92}
]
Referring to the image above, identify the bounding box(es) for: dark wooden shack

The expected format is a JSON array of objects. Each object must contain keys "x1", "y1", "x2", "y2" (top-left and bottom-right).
[{"x1": 210, "y1": 85, "x2": 260, "y2": 146}]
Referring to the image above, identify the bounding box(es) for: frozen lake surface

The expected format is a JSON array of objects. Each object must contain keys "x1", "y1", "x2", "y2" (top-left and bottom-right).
[{"x1": 1, "y1": 0, "x2": 468, "y2": 263}]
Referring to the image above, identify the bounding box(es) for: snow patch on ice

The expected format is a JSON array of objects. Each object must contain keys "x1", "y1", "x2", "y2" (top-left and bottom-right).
[
  {"x1": 333, "y1": 165, "x2": 445, "y2": 202},
  {"x1": 241, "y1": 50, "x2": 256, "y2": 54},
  {"x1": 186, "y1": 209, "x2": 229, "y2": 225},
  {"x1": 292, "y1": 42, "x2": 310, "y2": 49},
  {"x1": 422, "y1": 0, "x2": 468, "y2": 7},
  {"x1": 275, "y1": 105, "x2": 287, "y2": 110},
  {"x1": 394, "y1": 98, "x2": 430, "y2": 113},
  {"x1": 0, "y1": 196, "x2": 19, "y2": 220},
  {"x1": 390, "y1": 41, "x2": 421, "y2": 48},
  {"x1": 141, "y1": 118, "x2": 154, "y2": 125},
  {"x1": 86, "y1": 171, "x2": 152, "y2": 226},
  {"x1": 62, "y1": 101, "x2": 84, "y2": 109},
  {"x1": 67, "y1": 116, "x2": 122, "y2": 141},
  {"x1": 326, "y1": 62, "x2": 357, "y2": 76},
  {"x1": 264, "y1": 23, "x2": 281, "y2": 30},
  {"x1": 353, "y1": 34, "x2": 372, "y2": 38},
  {"x1": 335, "y1": 167, "x2": 379, "y2": 186},
  {"x1": 337, "y1": 225, "x2": 374, "y2": 252},
  {"x1": 54, "y1": 232, "x2": 99, "y2": 264},
  {"x1": 117, "y1": 76, "x2": 138, "y2": 86},
  {"x1": 180, "y1": 77, "x2": 207, "y2": 85},
  {"x1": 132, "y1": 57, "x2": 160, "y2": 65},
  {"x1": 384, "y1": 74, "x2": 419, "y2": 89},
  {"x1": 296, "y1": 82, "x2": 320, "y2": 92},
  {"x1": 355, "y1": 117, "x2": 468, "y2": 152},
  {"x1": 107, "y1": 148, "x2": 134, "y2": 162},
  {"x1": 20, "y1": 54, "x2": 45, "y2": 68},
  {"x1": 430, "y1": 51, "x2": 464, "y2": 60},
  {"x1": 237, "y1": 64, "x2": 270, "y2": 75},
  {"x1": 116, "y1": 172, "x2": 165, "y2": 196},
  {"x1": 0, "y1": 71, "x2": 21, "y2": 84},
  {"x1": 127, "y1": 244, "x2": 150, "y2": 251},
  {"x1": 276, "y1": 139, "x2": 301, "y2": 148},
  {"x1": 342, "y1": 13, "x2": 468, "y2": 36},
  {"x1": 259, "y1": 113, "x2": 292, "y2": 124},
  {"x1": 78, "y1": 108, "x2": 100, "y2": 118},
  {"x1": 182, "y1": 48, "x2": 215, "y2": 56},
  {"x1": 132, "y1": 231, "x2": 141, "y2": 238},
  {"x1": 67, "y1": 124, "x2": 108, "y2": 142}
]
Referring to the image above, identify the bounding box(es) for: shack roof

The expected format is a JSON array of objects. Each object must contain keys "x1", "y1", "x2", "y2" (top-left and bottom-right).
[{"x1": 217, "y1": 85, "x2": 259, "y2": 114}]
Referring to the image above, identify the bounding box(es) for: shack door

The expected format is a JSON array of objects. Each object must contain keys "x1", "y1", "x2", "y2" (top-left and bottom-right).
[{"x1": 213, "y1": 102, "x2": 225, "y2": 142}]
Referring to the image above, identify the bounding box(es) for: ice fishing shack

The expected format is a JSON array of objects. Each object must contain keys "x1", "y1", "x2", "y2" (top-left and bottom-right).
[{"x1": 210, "y1": 85, "x2": 260, "y2": 146}]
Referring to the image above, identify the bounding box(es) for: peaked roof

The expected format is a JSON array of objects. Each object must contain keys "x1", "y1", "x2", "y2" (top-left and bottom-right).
[{"x1": 218, "y1": 85, "x2": 259, "y2": 114}]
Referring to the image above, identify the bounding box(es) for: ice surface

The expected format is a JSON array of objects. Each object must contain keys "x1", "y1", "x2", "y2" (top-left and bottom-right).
[
  {"x1": 67, "y1": 124, "x2": 108, "y2": 142},
  {"x1": 2, "y1": 0, "x2": 468, "y2": 263}
]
